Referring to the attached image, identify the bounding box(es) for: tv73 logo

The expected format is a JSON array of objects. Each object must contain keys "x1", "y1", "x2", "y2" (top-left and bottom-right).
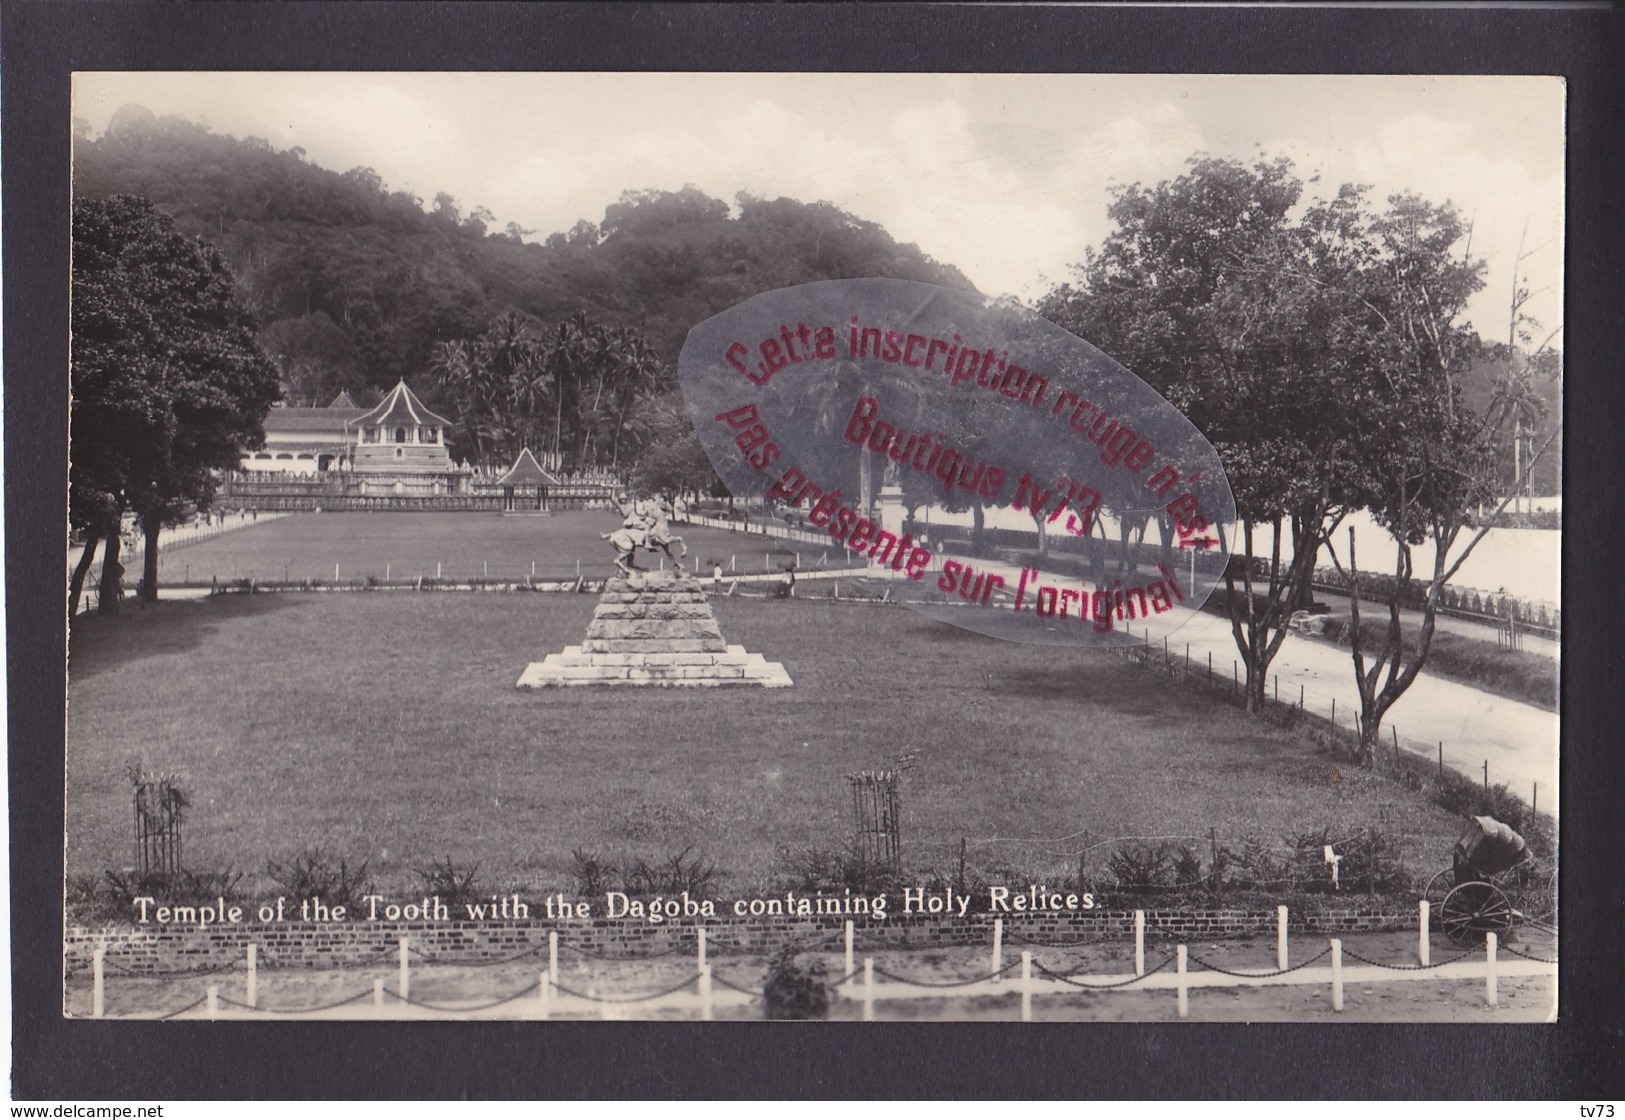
[{"x1": 1579, "y1": 1106, "x2": 1615, "y2": 1117}]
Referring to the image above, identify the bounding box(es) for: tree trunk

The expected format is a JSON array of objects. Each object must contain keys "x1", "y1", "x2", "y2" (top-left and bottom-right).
[
  {"x1": 141, "y1": 521, "x2": 162, "y2": 604},
  {"x1": 1117, "y1": 517, "x2": 1136, "y2": 575},
  {"x1": 1245, "y1": 663, "x2": 1267, "y2": 713},
  {"x1": 68, "y1": 528, "x2": 102, "y2": 618},
  {"x1": 98, "y1": 532, "x2": 124, "y2": 616},
  {"x1": 1288, "y1": 515, "x2": 1317, "y2": 611},
  {"x1": 1346, "y1": 526, "x2": 1385, "y2": 767},
  {"x1": 971, "y1": 503, "x2": 985, "y2": 553}
]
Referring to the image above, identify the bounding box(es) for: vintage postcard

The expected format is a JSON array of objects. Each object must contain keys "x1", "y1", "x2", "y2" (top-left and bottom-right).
[{"x1": 62, "y1": 71, "x2": 1561, "y2": 1023}]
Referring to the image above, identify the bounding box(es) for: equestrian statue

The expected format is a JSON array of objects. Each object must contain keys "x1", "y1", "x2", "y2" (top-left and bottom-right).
[{"x1": 602, "y1": 494, "x2": 686, "y2": 577}]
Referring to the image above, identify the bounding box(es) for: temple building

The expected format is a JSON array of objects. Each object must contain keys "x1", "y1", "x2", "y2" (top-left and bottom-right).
[
  {"x1": 494, "y1": 447, "x2": 561, "y2": 513},
  {"x1": 240, "y1": 380, "x2": 465, "y2": 493},
  {"x1": 348, "y1": 379, "x2": 457, "y2": 477},
  {"x1": 241, "y1": 389, "x2": 366, "y2": 474}
]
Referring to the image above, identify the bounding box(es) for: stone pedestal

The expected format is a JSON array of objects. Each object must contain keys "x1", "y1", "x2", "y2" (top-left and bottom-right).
[{"x1": 517, "y1": 571, "x2": 792, "y2": 688}]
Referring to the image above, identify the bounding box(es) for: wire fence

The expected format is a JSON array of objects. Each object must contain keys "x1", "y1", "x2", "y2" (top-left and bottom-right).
[{"x1": 1114, "y1": 630, "x2": 1552, "y2": 824}]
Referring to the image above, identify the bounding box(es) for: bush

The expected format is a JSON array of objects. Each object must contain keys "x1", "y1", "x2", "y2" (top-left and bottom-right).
[
  {"x1": 1106, "y1": 842, "x2": 1176, "y2": 892},
  {"x1": 622, "y1": 846, "x2": 719, "y2": 897},
  {"x1": 762, "y1": 949, "x2": 831, "y2": 1020},
  {"x1": 1332, "y1": 829, "x2": 1409, "y2": 893},
  {"x1": 1171, "y1": 845, "x2": 1206, "y2": 889},
  {"x1": 569, "y1": 847, "x2": 615, "y2": 898},
  {"x1": 1218, "y1": 834, "x2": 1293, "y2": 891},
  {"x1": 266, "y1": 847, "x2": 374, "y2": 913},
  {"x1": 779, "y1": 843, "x2": 906, "y2": 896},
  {"x1": 569, "y1": 846, "x2": 721, "y2": 899},
  {"x1": 412, "y1": 856, "x2": 481, "y2": 909},
  {"x1": 73, "y1": 866, "x2": 247, "y2": 922}
]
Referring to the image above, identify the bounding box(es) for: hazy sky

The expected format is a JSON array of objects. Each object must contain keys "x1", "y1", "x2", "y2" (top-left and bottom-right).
[{"x1": 73, "y1": 72, "x2": 1566, "y2": 341}]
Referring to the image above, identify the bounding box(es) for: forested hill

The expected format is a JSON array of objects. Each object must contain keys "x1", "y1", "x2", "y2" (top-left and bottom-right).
[{"x1": 72, "y1": 106, "x2": 975, "y2": 400}]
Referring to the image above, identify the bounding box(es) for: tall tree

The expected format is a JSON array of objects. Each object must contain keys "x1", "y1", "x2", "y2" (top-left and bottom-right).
[
  {"x1": 71, "y1": 194, "x2": 280, "y2": 612},
  {"x1": 260, "y1": 311, "x2": 362, "y2": 405},
  {"x1": 1329, "y1": 194, "x2": 1555, "y2": 761},
  {"x1": 1043, "y1": 157, "x2": 1363, "y2": 711},
  {"x1": 627, "y1": 392, "x2": 721, "y2": 501}
]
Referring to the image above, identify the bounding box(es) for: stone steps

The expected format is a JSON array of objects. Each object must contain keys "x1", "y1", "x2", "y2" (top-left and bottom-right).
[{"x1": 517, "y1": 572, "x2": 792, "y2": 688}]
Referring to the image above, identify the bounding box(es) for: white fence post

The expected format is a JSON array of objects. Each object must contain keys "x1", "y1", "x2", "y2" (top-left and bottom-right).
[
  {"x1": 699, "y1": 964, "x2": 714, "y2": 1022},
  {"x1": 862, "y1": 958, "x2": 875, "y2": 1022},
  {"x1": 1418, "y1": 901, "x2": 1431, "y2": 966},
  {"x1": 1330, "y1": 939, "x2": 1344, "y2": 1012},
  {"x1": 991, "y1": 917, "x2": 1003, "y2": 983},
  {"x1": 1134, "y1": 910, "x2": 1145, "y2": 976},
  {"x1": 1020, "y1": 951, "x2": 1033, "y2": 1022},
  {"x1": 92, "y1": 948, "x2": 105, "y2": 1019},
  {"x1": 548, "y1": 931, "x2": 559, "y2": 988},
  {"x1": 398, "y1": 937, "x2": 410, "y2": 1001},
  {"x1": 373, "y1": 978, "x2": 384, "y2": 1008},
  {"x1": 206, "y1": 985, "x2": 219, "y2": 1020},
  {"x1": 1176, "y1": 946, "x2": 1188, "y2": 1019},
  {"x1": 1277, "y1": 906, "x2": 1289, "y2": 971},
  {"x1": 1485, "y1": 931, "x2": 1498, "y2": 1008},
  {"x1": 845, "y1": 920, "x2": 855, "y2": 980},
  {"x1": 245, "y1": 943, "x2": 257, "y2": 1008},
  {"x1": 696, "y1": 926, "x2": 707, "y2": 975},
  {"x1": 538, "y1": 972, "x2": 552, "y2": 1019}
]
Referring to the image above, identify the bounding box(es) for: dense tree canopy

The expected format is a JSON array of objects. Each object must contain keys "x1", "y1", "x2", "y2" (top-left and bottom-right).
[
  {"x1": 73, "y1": 110, "x2": 974, "y2": 416},
  {"x1": 71, "y1": 193, "x2": 280, "y2": 612},
  {"x1": 429, "y1": 310, "x2": 667, "y2": 471},
  {"x1": 1043, "y1": 155, "x2": 1555, "y2": 753},
  {"x1": 1042, "y1": 157, "x2": 1359, "y2": 710}
]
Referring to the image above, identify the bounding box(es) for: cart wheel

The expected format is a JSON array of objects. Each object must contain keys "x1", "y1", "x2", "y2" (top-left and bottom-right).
[
  {"x1": 1423, "y1": 868, "x2": 1455, "y2": 909},
  {"x1": 1440, "y1": 881, "x2": 1515, "y2": 946}
]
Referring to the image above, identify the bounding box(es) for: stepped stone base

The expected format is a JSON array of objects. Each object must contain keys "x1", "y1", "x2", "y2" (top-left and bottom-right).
[{"x1": 517, "y1": 571, "x2": 791, "y2": 688}]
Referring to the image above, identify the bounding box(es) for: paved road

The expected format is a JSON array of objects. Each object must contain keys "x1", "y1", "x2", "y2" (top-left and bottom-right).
[
  {"x1": 1161, "y1": 608, "x2": 1558, "y2": 813},
  {"x1": 1311, "y1": 587, "x2": 1558, "y2": 661}
]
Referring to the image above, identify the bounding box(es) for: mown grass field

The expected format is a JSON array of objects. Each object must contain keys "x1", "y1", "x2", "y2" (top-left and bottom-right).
[
  {"x1": 1332, "y1": 618, "x2": 1559, "y2": 713},
  {"x1": 67, "y1": 589, "x2": 1467, "y2": 899},
  {"x1": 152, "y1": 511, "x2": 853, "y2": 585}
]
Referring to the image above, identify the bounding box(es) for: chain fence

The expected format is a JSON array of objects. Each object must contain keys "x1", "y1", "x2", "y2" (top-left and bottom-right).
[{"x1": 75, "y1": 907, "x2": 1555, "y2": 1022}]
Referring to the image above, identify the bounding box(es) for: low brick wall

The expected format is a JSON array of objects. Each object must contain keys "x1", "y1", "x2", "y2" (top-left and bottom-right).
[{"x1": 65, "y1": 904, "x2": 1414, "y2": 975}]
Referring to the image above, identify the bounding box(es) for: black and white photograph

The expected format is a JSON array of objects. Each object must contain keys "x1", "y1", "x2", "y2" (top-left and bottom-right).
[{"x1": 54, "y1": 68, "x2": 1568, "y2": 1030}]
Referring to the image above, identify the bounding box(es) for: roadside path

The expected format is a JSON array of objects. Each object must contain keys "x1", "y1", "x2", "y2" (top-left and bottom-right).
[
  {"x1": 1159, "y1": 609, "x2": 1558, "y2": 812},
  {"x1": 1311, "y1": 587, "x2": 1558, "y2": 661}
]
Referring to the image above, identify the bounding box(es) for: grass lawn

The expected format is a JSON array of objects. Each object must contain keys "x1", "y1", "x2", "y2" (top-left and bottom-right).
[
  {"x1": 1325, "y1": 619, "x2": 1558, "y2": 713},
  {"x1": 67, "y1": 591, "x2": 1468, "y2": 900},
  {"x1": 152, "y1": 511, "x2": 857, "y2": 585}
]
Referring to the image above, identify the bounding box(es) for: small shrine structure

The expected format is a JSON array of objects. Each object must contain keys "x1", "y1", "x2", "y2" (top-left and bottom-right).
[{"x1": 494, "y1": 447, "x2": 559, "y2": 513}]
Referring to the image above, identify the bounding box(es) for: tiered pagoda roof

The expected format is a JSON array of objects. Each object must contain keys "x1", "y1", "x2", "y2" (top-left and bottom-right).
[
  {"x1": 349, "y1": 379, "x2": 454, "y2": 431},
  {"x1": 495, "y1": 447, "x2": 561, "y2": 488}
]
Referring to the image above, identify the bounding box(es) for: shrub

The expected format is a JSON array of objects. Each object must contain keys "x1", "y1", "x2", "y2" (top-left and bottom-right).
[
  {"x1": 622, "y1": 846, "x2": 719, "y2": 897},
  {"x1": 266, "y1": 847, "x2": 374, "y2": 912},
  {"x1": 1171, "y1": 845, "x2": 1206, "y2": 889},
  {"x1": 1219, "y1": 834, "x2": 1293, "y2": 891},
  {"x1": 762, "y1": 949, "x2": 831, "y2": 1020},
  {"x1": 779, "y1": 843, "x2": 906, "y2": 896},
  {"x1": 1333, "y1": 829, "x2": 1409, "y2": 893},
  {"x1": 412, "y1": 856, "x2": 481, "y2": 909},
  {"x1": 89, "y1": 866, "x2": 247, "y2": 922},
  {"x1": 1106, "y1": 842, "x2": 1175, "y2": 892},
  {"x1": 570, "y1": 846, "x2": 721, "y2": 899},
  {"x1": 569, "y1": 848, "x2": 614, "y2": 898}
]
